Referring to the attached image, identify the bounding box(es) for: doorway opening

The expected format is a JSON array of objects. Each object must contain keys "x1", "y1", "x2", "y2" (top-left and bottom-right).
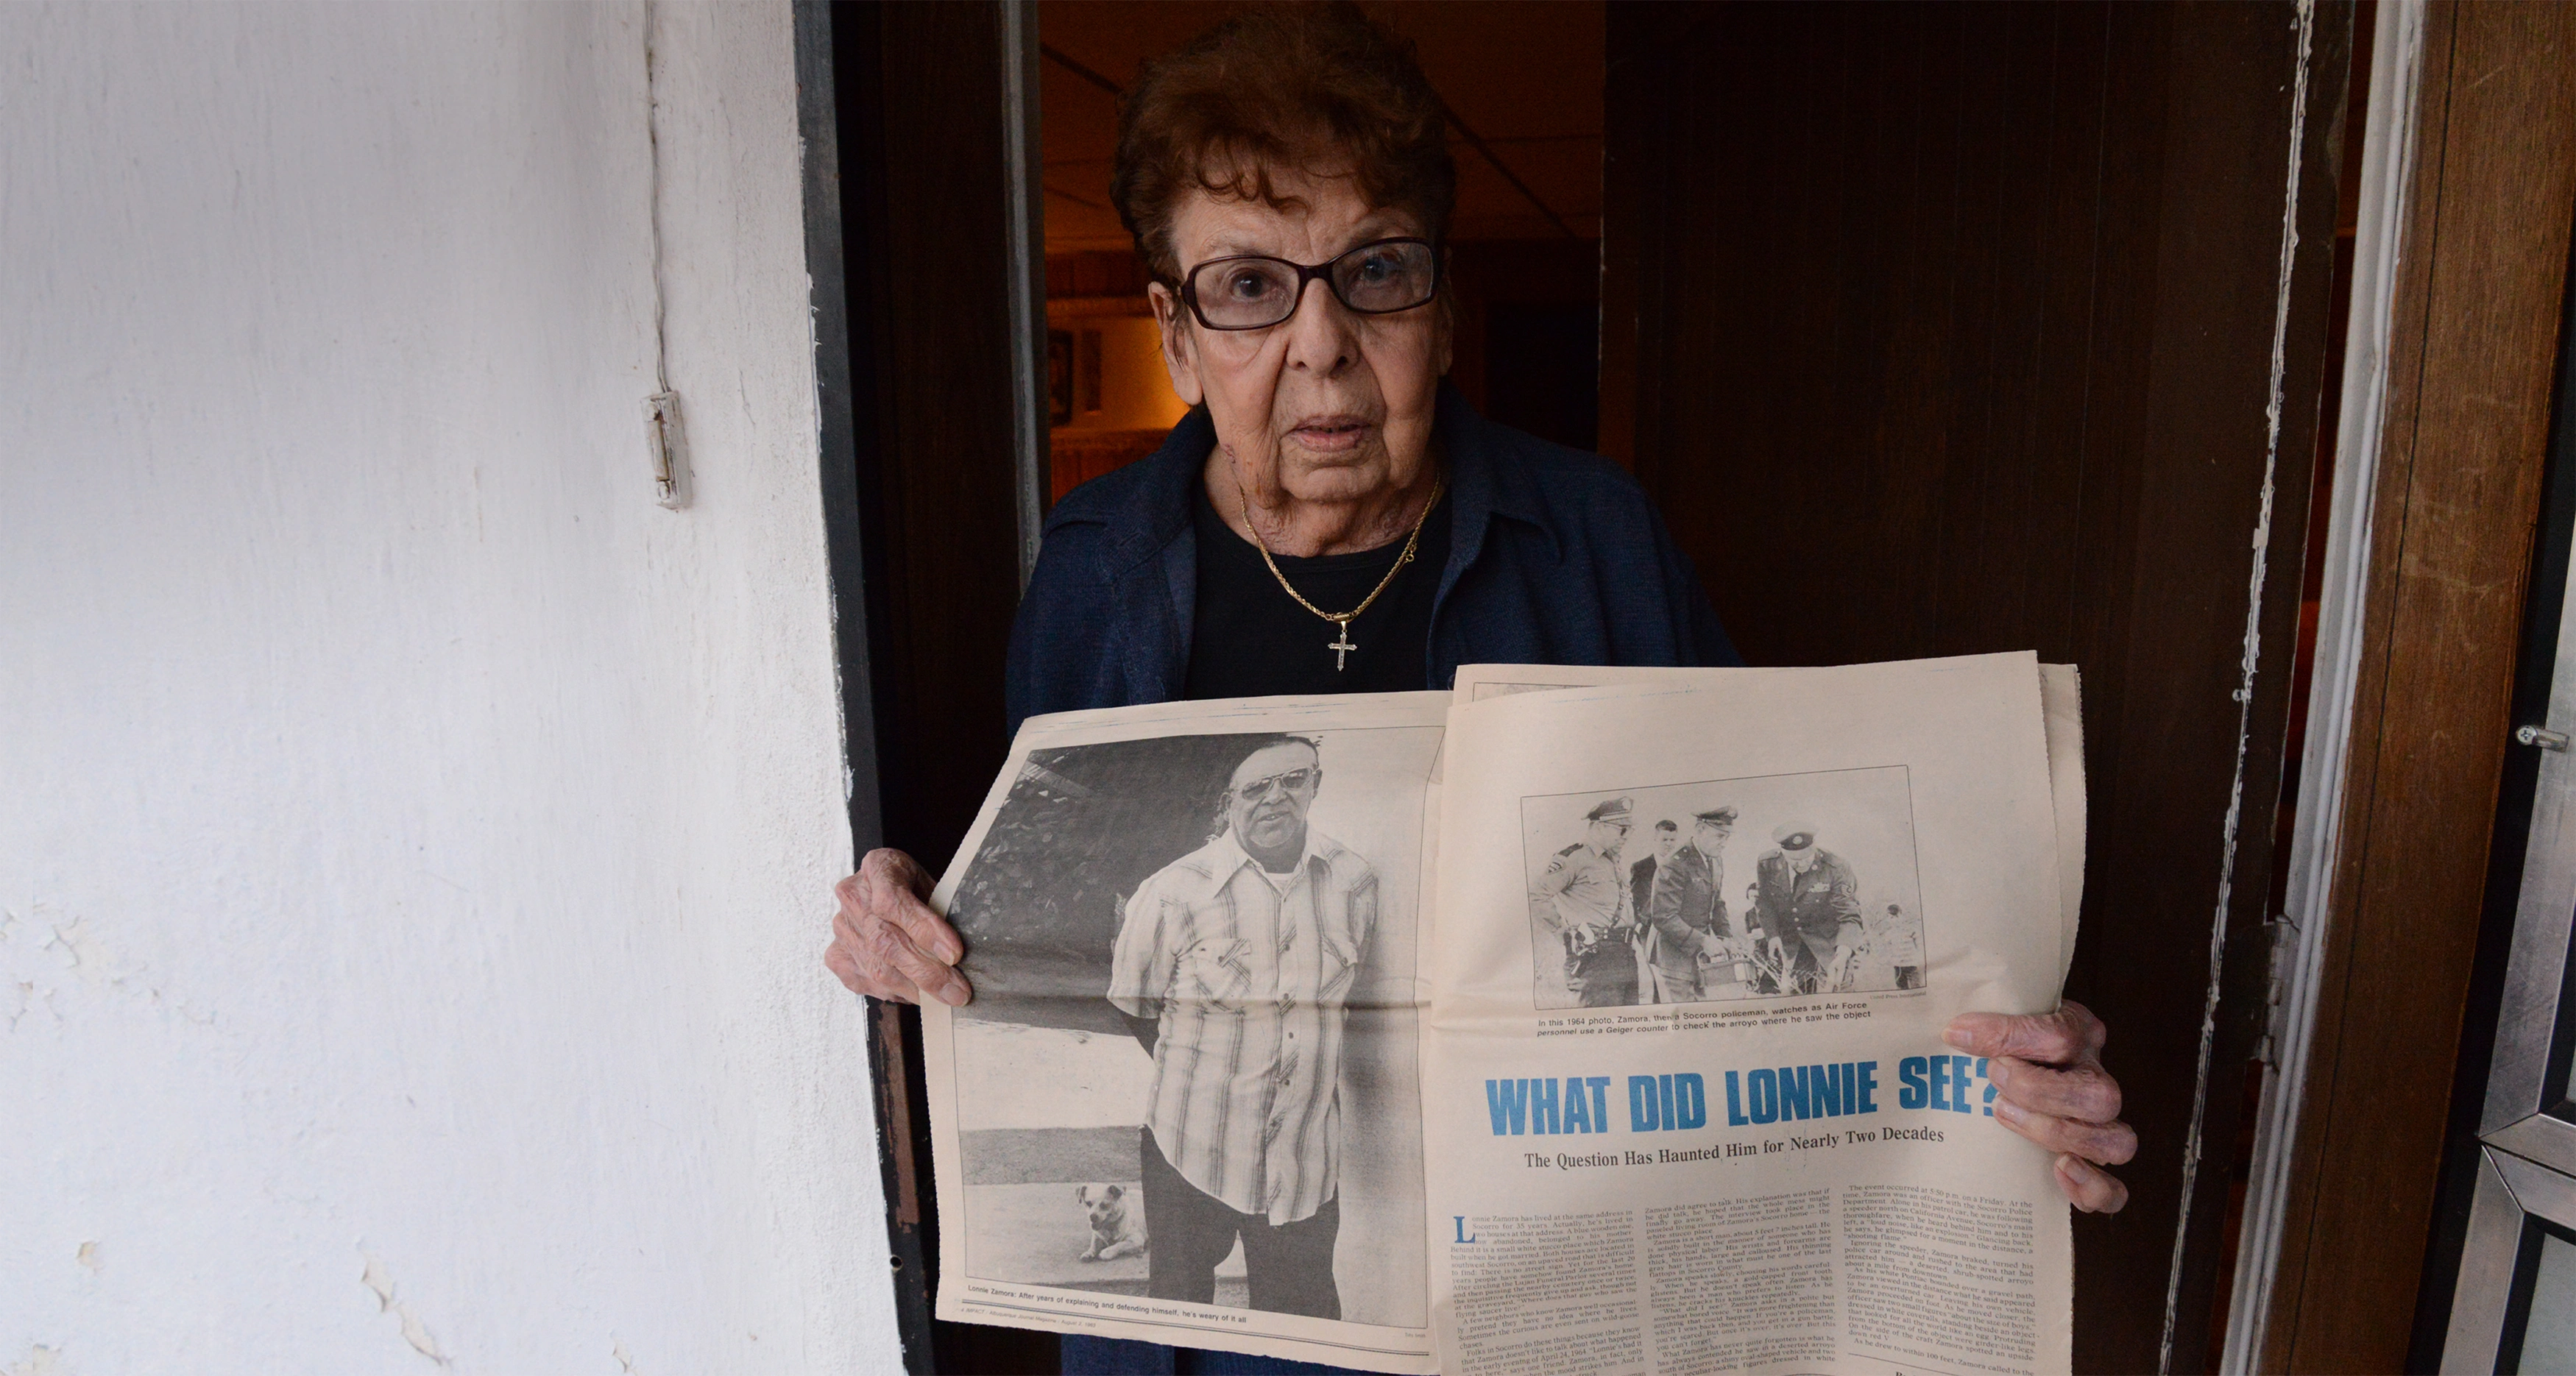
[{"x1": 810, "y1": 4, "x2": 2368, "y2": 1371}]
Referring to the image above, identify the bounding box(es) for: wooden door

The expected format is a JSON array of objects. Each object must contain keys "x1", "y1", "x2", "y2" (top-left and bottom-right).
[
  {"x1": 1602, "y1": 6, "x2": 2353, "y2": 1370},
  {"x1": 2261, "y1": 5, "x2": 2576, "y2": 1369}
]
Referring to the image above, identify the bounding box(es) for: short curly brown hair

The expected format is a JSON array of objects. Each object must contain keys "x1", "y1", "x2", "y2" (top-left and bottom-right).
[{"x1": 1111, "y1": 3, "x2": 1457, "y2": 286}]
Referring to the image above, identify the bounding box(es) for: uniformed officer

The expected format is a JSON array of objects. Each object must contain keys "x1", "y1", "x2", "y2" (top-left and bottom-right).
[
  {"x1": 1749, "y1": 820, "x2": 1865, "y2": 993},
  {"x1": 1532, "y1": 795, "x2": 1638, "y2": 1007},
  {"x1": 1642, "y1": 805, "x2": 1739, "y2": 1001}
]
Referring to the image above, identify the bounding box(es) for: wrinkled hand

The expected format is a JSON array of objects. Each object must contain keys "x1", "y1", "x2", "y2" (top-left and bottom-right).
[
  {"x1": 1943, "y1": 1000, "x2": 2135, "y2": 1213},
  {"x1": 824, "y1": 848, "x2": 971, "y2": 1007}
]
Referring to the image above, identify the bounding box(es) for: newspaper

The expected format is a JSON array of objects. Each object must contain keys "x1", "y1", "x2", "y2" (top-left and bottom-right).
[{"x1": 918, "y1": 653, "x2": 2081, "y2": 1374}]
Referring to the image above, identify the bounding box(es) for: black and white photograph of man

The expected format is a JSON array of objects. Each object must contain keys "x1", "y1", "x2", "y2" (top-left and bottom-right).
[
  {"x1": 1107, "y1": 734, "x2": 1367, "y2": 1318},
  {"x1": 1748, "y1": 821, "x2": 1864, "y2": 995},
  {"x1": 1883, "y1": 903, "x2": 1925, "y2": 989},
  {"x1": 1641, "y1": 806, "x2": 1741, "y2": 1002},
  {"x1": 1630, "y1": 818, "x2": 1679, "y2": 921},
  {"x1": 1521, "y1": 767, "x2": 1929, "y2": 1008},
  {"x1": 1529, "y1": 795, "x2": 1639, "y2": 1007},
  {"x1": 932, "y1": 726, "x2": 1434, "y2": 1330}
]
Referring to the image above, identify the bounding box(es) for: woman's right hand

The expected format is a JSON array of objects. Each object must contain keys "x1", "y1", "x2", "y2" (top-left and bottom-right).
[{"x1": 824, "y1": 848, "x2": 972, "y2": 1006}]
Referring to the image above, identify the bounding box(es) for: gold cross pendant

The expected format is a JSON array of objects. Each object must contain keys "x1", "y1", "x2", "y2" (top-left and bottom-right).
[{"x1": 1328, "y1": 621, "x2": 1357, "y2": 670}]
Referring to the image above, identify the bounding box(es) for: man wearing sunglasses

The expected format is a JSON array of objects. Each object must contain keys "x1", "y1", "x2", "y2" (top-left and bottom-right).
[
  {"x1": 1106, "y1": 734, "x2": 1379, "y2": 1320},
  {"x1": 1535, "y1": 795, "x2": 1641, "y2": 1008}
]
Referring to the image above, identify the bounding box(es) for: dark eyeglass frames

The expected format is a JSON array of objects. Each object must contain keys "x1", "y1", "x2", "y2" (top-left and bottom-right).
[
  {"x1": 1178, "y1": 238, "x2": 1440, "y2": 331},
  {"x1": 1234, "y1": 767, "x2": 1318, "y2": 802}
]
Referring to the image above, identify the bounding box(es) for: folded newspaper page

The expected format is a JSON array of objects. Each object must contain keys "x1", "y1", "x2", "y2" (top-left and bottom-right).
[
  {"x1": 921, "y1": 692, "x2": 1451, "y2": 1370},
  {"x1": 1426, "y1": 654, "x2": 2074, "y2": 1375},
  {"x1": 915, "y1": 655, "x2": 2080, "y2": 1374}
]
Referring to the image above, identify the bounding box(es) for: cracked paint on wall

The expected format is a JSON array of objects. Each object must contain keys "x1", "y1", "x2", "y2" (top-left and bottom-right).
[
  {"x1": 361, "y1": 1250, "x2": 450, "y2": 1367},
  {"x1": 43, "y1": 917, "x2": 117, "y2": 990}
]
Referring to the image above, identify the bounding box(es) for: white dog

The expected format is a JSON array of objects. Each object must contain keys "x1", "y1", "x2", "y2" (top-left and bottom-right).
[{"x1": 1075, "y1": 1184, "x2": 1149, "y2": 1262}]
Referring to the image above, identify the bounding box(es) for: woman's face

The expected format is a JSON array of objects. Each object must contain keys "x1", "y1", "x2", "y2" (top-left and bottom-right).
[{"x1": 1149, "y1": 166, "x2": 1451, "y2": 508}]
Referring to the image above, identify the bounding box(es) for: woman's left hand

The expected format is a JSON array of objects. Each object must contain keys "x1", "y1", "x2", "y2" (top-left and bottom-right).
[{"x1": 1942, "y1": 1001, "x2": 2136, "y2": 1213}]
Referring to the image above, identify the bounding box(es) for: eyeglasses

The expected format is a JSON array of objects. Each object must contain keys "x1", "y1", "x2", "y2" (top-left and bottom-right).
[
  {"x1": 1178, "y1": 238, "x2": 1440, "y2": 331},
  {"x1": 1234, "y1": 767, "x2": 1318, "y2": 802}
]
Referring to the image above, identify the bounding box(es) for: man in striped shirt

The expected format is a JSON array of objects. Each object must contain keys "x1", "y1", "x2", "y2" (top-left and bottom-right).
[{"x1": 1108, "y1": 734, "x2": 1379, "y2": 1319}]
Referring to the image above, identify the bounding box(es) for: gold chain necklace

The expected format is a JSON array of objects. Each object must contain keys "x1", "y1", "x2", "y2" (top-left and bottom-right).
[{"x1": 1238, "y1": 474, "x2": 1445, "y2": 671}]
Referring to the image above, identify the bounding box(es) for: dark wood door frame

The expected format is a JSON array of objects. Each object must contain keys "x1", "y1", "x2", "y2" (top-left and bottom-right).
[
  {"x1": 1602, "y1": 6, "x2": 2352, "y2": 1369},
  {"x1": 2242, "y1": 4, "x2": 2576, "y2": 1370},
  {"x1": 796, "y1": 2, "x2": 1040, "y2": 1370},
  {"x1": 795, "y1": 5, "x2": 932, "y2": 1370}
]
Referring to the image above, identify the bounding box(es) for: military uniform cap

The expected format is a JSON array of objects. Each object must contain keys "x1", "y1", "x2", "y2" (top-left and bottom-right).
[
  {"x1": 1772, "y1": 820, "x2": 1818, "y2": 849},
  {"x1": 1585, "y1": 796, "x2": 1634, "y2": 823},
  {"x1": 1693, "y1": 805, "x2": 1740, "y2": 825}
]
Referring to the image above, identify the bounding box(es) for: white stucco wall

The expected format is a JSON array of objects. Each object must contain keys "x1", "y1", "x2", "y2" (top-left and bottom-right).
[{"x1": 1, "y1": 4, "x2": 900, "y2": 1371}]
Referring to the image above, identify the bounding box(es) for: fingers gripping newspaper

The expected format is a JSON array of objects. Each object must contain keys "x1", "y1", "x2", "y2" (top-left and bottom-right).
[{"x1": 916, "y1": 654, "x2": 2084, "y2": 1374}]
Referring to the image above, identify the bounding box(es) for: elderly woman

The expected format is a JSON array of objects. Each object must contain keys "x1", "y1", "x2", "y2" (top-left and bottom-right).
[{"x1": 827, "y1": 7, "x2": 2134, "y2": 1371}]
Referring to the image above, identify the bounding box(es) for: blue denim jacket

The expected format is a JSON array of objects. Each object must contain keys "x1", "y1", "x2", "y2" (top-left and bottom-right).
[{"x1": 1006, "y1": 385, "x2": 1738, "y2": 734}]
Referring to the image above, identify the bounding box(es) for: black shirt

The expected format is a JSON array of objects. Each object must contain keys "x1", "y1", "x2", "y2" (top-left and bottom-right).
[{"x1": 1182, "y1": 478, "x2": 1454, "y2": 699}]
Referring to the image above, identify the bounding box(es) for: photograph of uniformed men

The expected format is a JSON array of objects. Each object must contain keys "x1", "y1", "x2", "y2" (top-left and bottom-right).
[
  {"x1": 1522, "y1": 766, "x2": 1929, "y2": 1008},
  {"x1": 938, "y1": 727, "x2": 1432, "y2": 1329}
]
